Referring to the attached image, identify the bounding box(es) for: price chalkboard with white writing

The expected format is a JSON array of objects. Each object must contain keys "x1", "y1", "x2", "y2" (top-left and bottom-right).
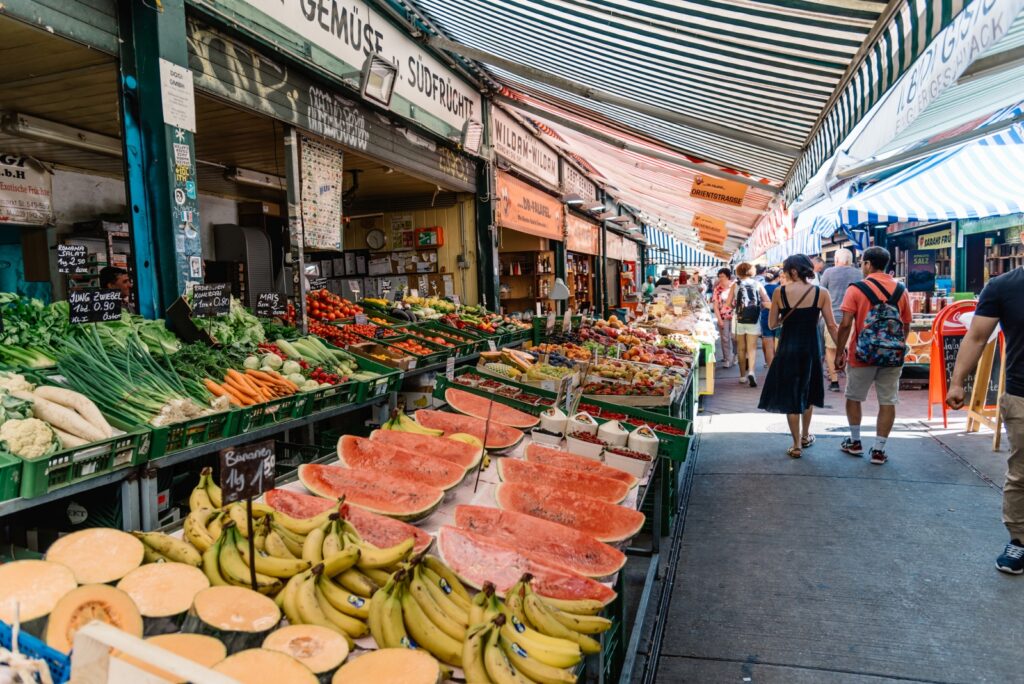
[
  {"x1": 254, "y1": 292, "x2": 287, "y2": 318},
  {"x1": 57, "y1": 244, "x2": 88, "y2": 274},
  {"x1": 69, "y1": 289, "x2": 122, "y2": 324},
  {"x1": 219, "y1": 439, "x2": 276, "y2": 505},
  {"x1": 191, "y1": 283, "x2": 231, "y2": 318},
  {"x1": 943, "y1": 334, "x2": 1000, "y2": 406},
  {"x1": 309, "y1": 277, "x2": 328, "y2": 292}
]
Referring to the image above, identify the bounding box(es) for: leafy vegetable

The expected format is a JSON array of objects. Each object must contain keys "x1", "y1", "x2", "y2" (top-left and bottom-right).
[
  {"x1": 0, "y1": 294, "x2": 66, "y2": 367},
  {"x1": 192, "y1": 298, "x2": 265, "y2": 351}
]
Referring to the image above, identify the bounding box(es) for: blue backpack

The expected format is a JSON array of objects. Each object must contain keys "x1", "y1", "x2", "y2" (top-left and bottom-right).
[{"x1": 852, "y1": 280, "x2": 907, "y2": 367}]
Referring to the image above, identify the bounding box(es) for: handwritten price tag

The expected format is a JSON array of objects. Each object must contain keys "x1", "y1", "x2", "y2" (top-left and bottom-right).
[
  {"x1": 57, "y1": 244, "x2": 88, "y2": 274},
  {"x1": 69, "y1": 289, "x2": 122, "y2": 324},
  {"x1": 446, "y1": 356, "x2": 455, "y2": 381},
  {"x1": 219, "y1": 440, "x2": 276, "y2": 505},
  {"x1": 191, "y1": 283, "x2": 231, "y2": 318},
  {"x1": 254, "y1": 292, "x2": 287, "y2": 317}
]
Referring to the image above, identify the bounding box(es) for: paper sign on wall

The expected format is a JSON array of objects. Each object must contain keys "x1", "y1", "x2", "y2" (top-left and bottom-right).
[{"x1": 158, "y1": 59, "x2": 196, "y2": 132}]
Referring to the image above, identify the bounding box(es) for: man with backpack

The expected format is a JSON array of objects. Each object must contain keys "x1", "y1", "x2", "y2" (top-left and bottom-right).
[
  {"x1": 833, "y1": 246, "x2": 911, "y2": 465},
  {"x1": 727, "y1": 263, "x2": 771, "y2": 387}
]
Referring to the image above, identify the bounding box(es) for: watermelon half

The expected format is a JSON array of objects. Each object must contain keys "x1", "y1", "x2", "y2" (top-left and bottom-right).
[
  {"x1": 525, "y1": 443, "x2": 639, "y2": 490},
  {"x1": 437, "y1": 526, "x2": 616, "y2": 605},
  {"x1": 337, "y1": 435, "x2": 465, "y2": 490},
  {"x1": 495, "y1": 482, "x2": 645, "y2": 543},
  {"x1": 369, "y1": 430, "x2": 482, "y2": 472},
  {"x1": 444, "y1": 388, "x2": 539, "y2": 429},
  {"x1": 415, "y1": 409, "x2": 523, "y2": 450},
  {"x1": 263, "y1": 489, "x2": 432, "y2": 554},
  {"x1": 454, "y1": 505, "x2": 625, "y2": 578},
  {"x1": 496, "y1": 459, "x2": 630, "y2": 504},
  {"x1": 297, "y1": 464, "x2": 444, "y2": 522}
]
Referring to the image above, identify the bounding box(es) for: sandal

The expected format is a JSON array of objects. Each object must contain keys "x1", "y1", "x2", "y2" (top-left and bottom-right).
[
  {"x1": 801, "y1": 435, "x2": 816, "y2": 449},
  {"x1": 786, "y1": 447, "x2": 802, "y2": 459}
]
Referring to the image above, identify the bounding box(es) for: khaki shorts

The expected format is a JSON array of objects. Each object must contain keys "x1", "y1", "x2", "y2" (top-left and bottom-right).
[{"x1": 845, "y1": 366, "x2": 902, "y2": 405}]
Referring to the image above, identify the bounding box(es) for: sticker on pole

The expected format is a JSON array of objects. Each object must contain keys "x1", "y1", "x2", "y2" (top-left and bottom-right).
[
  {"x1": 446, "y1": 356, "x2": 455, "y2": 381},
  {"x1": 219, "y1": 439, "x2": 276, "y2": 505},
  {"x1": 562, "y1": 309, "x2": 573, "y2": 333},
  {"x1": 546, "y1": 312, "x2": 556, "y2": 334}
]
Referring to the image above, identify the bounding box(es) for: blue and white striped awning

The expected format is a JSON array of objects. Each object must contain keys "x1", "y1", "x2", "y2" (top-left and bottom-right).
[
  {"x1": 839, "y1": 116, "x2": 1024, "y2": 226},
  {"x1": 764, "y1": 231, "x2": 823, "y2": 266},
  {"x1": 643, "y1": 226, "x2": 722, "y2": 268}
]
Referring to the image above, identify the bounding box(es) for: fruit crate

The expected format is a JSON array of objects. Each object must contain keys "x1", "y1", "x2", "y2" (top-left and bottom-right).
[
  {"x1": 433, "y1": 373, "x2": 547, "y2": 417},
  {"x1": 147, "y1": 409, "x2": 241, "y2": 461},
  {"x1": 421, "y1": 321, "x2": 488, "y2": 353},
  {"x1": 11, "y1": 427, "x2": 150, "y2": 499},
  {"x1": 435, "y1": 320, "x2": 489, "y2": 341},
  {"x1": 237, "y1": 393, "x2": 311, "y2": 431},
  {"x1": 314, "y1": 340, "x2": 402, "y2": 402},
  {"x1": 376, "y1": 334, "x2": 449, "y2": 368},
  {"x1": 303, "y1": 379, "x2": 359, "y2": 416},
  {"x1": 0, "y1": 620, "x2": 71, "y2": 683},
  {"x1": 0, "y1": 451, "x2": 22, "y2": 502},
  {"x1": 408, "y1": 324, "x2": 478, "y2": 356}
]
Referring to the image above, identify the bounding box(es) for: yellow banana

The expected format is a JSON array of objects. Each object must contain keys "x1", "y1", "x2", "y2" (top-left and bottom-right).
[
  {"x1": 274, "y1": 506, "x2": 338, "y2": 536},
  {"x1": 189, "y1": 471, "x2": 214, "y2": 512},
  {"x1": 361, "y1": 566, "x2": 392, "y2": 586},
  {"x1": 395, "y1": 412, "x2": 444, "y2": 436},
  {"x1": 523, "y1": 594, "x2": 599, "y2": 655},
  {"x1": 346, "y1": 533, "x2": 413, "y2": 571},
  {"x1": 270, "y1": 521, "x2": 306, "y2": 557},
  {"x1": 379, "y1": 583, "x2": 413, "y2": 649},
  {"x1": 499, "y1": 615, "x2": 580, "y2": 669},
  {"x1": 538, "y1": 595, "x2": 606, "y2": 616},
  {"x1": 336, "y1": 568, "x2": 378, "y2": 598},
  {"x1": 133, "y1": 531, "x2": 202, "y2": 567},
  {"x1": 317, "y1": 574, "x2": 371, "y2": 619},
  {"x1": 252, "y1": 516, "x2": 269, "y2": 553},
  {"x1": 409, "y1": 567, "x2": 467, "y2": 640},
  {"x1": 265, "y1": 530, "x2": 299, "y2": 560},
  {"x1": 400, "y1": 583, "x2": 463, "y2": 667},
  {"x1": 484, "y1": 617, "x2": 532, "y2": 684},
  {"x1": 280, "y1": 573, "x2": 306, "y2": 626},
  {"x1": 469, "y1": 583, "x2": 495, "y2": 628},
  {"x1": 184, "y1": 509, "x2": 216, "y2": 553},
  {"x1": 206, "y1": 511, "x2": 225, "y2": 542},
  {"x1": 142, "y1": 545, "x2": 168, "y2": 564},
  {"x1": 294, "y1": 572, "x2": 345, "y2": 635},
  {"x1": 237, "y1": 539, "x2": 311, "y2": 578},
  {"x1": 422, "y1": 555, "x2": 471, "y2": 602},
  {"x1": 218, "y1": 526, "x2": 282, "y2": 595},
  {"x1": 203, "y1": 468, "x2": 222, "y2": 508},
  {"x1": 462, "y1": 622, "x2": 494, "y2": 684},
  {"x1": 226, "y1": 503, "x2": 252, "y2": 537},
  {"x1": 367, "y1": 577, "x2": 392, "y2": 648},
  {"x1": 201, "y1": 536, "x2": 228, "y2": 587},
  {"x1": 502, "y1": 581, "x2": 530, "y2": 631},
  {"x1": 321, "y1": 521, "x2": 343, "y2": 558},
  {"x1": 312, "y1": 574, "x2": 368, "y2": 638},
  {"x1": 550, "y1": 607, "x2": 611, "y2": 635},
  {"x1": 500, "y1": 632, "x2": 577, "y2": 684},
  {"x1": 321, "y1": 546, "x2": 361, "y2": 578},
  {"x1": 414, "y1": 566, "x2": 470, "y2": 627},
  {"x1": 302, "y1": 526, "x2": 325, "y2": 564}
]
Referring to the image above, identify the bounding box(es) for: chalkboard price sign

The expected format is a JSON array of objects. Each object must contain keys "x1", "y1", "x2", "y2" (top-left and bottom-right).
[
  {"x1": 57, "y1": 244, "x2": 88, "y2": 274},
  {"x1": 69, "y1": 289, "x2": 122, "y2": 324},
  {"x1": 219, "y1": 439, "x2": 276, "y2": 505},
  {"x1": 191, "y1": 283, "x2": 231, "y2": 318},
  {"x1": 309, "y1": 277, "x2": 328, "y2": 292},
  {"x1": 254, "y1": 292, "x2": 287, "y2": 318},
  {"x1": 943, "y1": 334, "x2": 1000, "y2": 406}
]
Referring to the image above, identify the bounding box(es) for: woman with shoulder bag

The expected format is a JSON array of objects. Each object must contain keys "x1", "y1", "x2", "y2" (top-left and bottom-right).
[
  {"x1": 758, "y1": 254, "x2": 840, "y2": 459},
  {"x1": 727, "y1": 262, "x2": 771, "y2": 387}
]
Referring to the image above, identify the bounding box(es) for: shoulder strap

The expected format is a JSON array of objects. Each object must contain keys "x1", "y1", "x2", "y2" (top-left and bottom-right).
[
  {"x1": 779, "y1": 287, "x2": 813, "y2": 326},
  {"x1": 813, "y1": 286, "x2": 821, "y2": 308},
  {"x1": 887, "y1": 282, "x2": 905, "y2": 305},
  {"x1": 852, "y1": 280, "x2": 883, "y2": 306},
  {"x1": 780, "y1": 285, "x2": 791, "y2": 309}
]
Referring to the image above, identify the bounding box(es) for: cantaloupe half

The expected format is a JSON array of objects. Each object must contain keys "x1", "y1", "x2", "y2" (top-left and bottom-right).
[
  {"x1": 0, "y1": 560, "x2": 77, "y2": 637},
  {"x1": 263, "y1": 625, "x2": 348, "y2": 680},
  {"x1": 45, "y1": 528, "x2": 144, "y2": 584},
  {"x1": 116, "y1": 562, "x2": 209, "y2": 635},
  {"x1": 331, "y1": 648, "x2": 441, "y2": 684},
  {"x1": 45, "y1": 584, "x2": 143, "y2": 653},
  {"x1": 113, "y1": 633, "x2": 227, "y2": 683},
  {"x1": 213, "y1": 648, "x2": 318, "y2": 684},
  {"x1": 182, "y1": 586, "x2": 281, "y2": 654}
]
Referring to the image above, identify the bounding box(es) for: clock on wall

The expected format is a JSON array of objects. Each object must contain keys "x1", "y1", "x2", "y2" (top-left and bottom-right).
[{"x1": 365, "y1": 229, "x2": 386, "y2": 250}]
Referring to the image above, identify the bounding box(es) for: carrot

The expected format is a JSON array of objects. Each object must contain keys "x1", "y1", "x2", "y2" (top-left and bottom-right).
[
  {"x1": 218, "y1": 383, "x2": 250, "y2": 406},
  {"x1": 224, "y1": 375, "x2": 259, "y2": 401},
  {"x1": 246, "y1": 369, "x2": 290, "y2": 388},
  {"x1": 205, "y1": 379, "x2": 226, "y2": 397}
]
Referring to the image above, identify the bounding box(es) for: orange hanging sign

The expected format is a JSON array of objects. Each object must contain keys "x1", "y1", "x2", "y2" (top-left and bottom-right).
[
  {"x1": 693, "y1": 213, "x2": 728, "y2": 240},
  {"x1": 495, "y1": 171, "x2": 564, "y2": 240},
  {"x1": 689, "y1": 175, "x2": 748, "y2": 207}
]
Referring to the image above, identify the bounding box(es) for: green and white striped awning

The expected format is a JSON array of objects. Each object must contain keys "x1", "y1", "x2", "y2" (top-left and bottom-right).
[{"x1": 393, "y1": 0, "x2": 969, "y2": 201}]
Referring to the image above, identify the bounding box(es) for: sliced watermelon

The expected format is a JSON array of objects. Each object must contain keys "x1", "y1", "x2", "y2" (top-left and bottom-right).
[
  {"x1": 454, "y1": 505, "x2": 625, "y2": 578},
  {"x1": 368, "y1": 430, "x2": 482, "y2": 471},
  {"x1": 495, "y1": 482, "x2": 645, "y2": 543},
  {"x1": 444, "y1": 388, "x2": 539, "y2": 429},
  {"x1": 263, "y1": 489, "x2": 432, "y2": 553},
  {"x1": 297, "y1": 464, "x2": 444, "y2": 522},
  {"x1": 338, "y1": 435, "x2": 465, "y2": 490},
  {"x1": 415, "y1": 409, "x2": 523, "y2": 450},
  {"x1": 438, "y1": 526, "x2": 616, "y2": 604},
  {"x1": 496, "y1": 459, "x2": 629, "y2": 504},
  {"x1": 525, "y1": 443, "x2": 639, "y2": 489}
]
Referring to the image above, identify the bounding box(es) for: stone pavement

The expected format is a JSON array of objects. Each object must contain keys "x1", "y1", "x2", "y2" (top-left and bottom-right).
[{"x1": 654, "y1": 357, "x2": 1022, "y2": 683}]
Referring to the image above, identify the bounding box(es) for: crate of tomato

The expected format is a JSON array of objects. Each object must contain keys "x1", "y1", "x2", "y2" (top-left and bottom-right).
[
  {"x1": 305, "y1": 289, "x2": 363, "y2": 323},
  {"x1": 377, "y1": 335, "x2": 448, "y2": 368}
]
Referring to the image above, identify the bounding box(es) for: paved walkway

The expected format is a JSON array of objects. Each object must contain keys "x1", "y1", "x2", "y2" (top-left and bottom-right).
[{"x1": 655, "y1": 357, "x2": 1023, "y2": 683}]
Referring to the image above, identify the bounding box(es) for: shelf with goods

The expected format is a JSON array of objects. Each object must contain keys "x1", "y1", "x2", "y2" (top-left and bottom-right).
[
  {"x1": 618, "y1": 259, "x2": 640, "y2": 315},
  {"x1": 566, "y1": 251, "x2": 594, "y2": 312},
  {"x1": 59, "y1": 224, "x2": 134, "y2": 301},
  {"x1": 499, "y1": 249, "x2": 557, "y2": 313},
  {"x1": 985, "y1": 241, "x2": 1024, "y2": 278}
]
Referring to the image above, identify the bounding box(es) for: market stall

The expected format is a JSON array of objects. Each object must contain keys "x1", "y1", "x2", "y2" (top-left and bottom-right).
[{"x1": 566, "y1": 213, "x2": 599, "y2": 313}]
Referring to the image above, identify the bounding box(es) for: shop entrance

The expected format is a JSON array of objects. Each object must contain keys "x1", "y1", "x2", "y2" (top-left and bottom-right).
[{"x1": 965, "y1": 233, "x2": 986, "y2": 293}]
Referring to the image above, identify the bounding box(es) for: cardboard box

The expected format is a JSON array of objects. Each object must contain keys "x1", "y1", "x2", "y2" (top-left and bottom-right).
[{"x1": 348, "y1": 342, "x2": 417, "y2": 371}]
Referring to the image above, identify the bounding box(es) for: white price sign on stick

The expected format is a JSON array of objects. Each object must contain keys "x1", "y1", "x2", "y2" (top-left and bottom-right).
[{"x1": 562, "y1": 309, "x2": 572, "y2": 333}]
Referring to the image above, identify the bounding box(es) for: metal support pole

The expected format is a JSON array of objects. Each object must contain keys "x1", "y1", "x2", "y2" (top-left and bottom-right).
[
  {"x1": 283, "y1": 127, "x2": 310, "y2": 335},
  {"x1": 119, "y1": 471, "x2": 141, "y2": 531},
  {"x1": 476, "y1": 103, "x2": 499, "y2": 309},
  {"x1": 139, "y1": 467, "x2": 160, "y2": 532}
]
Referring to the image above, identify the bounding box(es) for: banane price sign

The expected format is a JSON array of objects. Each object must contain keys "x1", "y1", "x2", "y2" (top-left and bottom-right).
[{"x1": 219, "y1": 439, "x2": 276, "y2": 505}]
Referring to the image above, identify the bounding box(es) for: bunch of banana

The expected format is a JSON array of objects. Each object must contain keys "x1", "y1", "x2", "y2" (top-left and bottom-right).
[
  {"x1": 201, "y1": 521, "x2": 283, "y2": 595},
  {"x1": 463, "y1": 613, "x2": 580, "y2": 684},
  {"x1": 278, "y1": 552, "x2": 369, "y2": 650},
  {"x1": 380, "y1": 410, "x2": 443, "y2": 436},
  {"x1": 132, "y1": 531, "x2": 202, "y2": 567},
  {"x1": 188, "y1": 467, "x2": 222, "y2": 512}
]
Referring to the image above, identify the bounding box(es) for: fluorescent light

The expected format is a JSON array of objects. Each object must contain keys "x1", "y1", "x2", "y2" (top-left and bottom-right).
[
  {"x1": 2, "y1": 112, "x2": 121, "y2": 157},
  {"x1": 361, "y1": 54, "x2": 399, "y2": 109},
  {"x1": 225, "y1": 167, "x2": 285, "y2": 190},
  {"x1": 582, "y1": 202, "x2": 605, "y2": 212},
  {"x1": 606, "y1": 216, "x2": 630, "y2": 224},
  {"x1": 461, "y1": 120, "x2": 484, "y2": 155},
  {"x1": 594, "y1": 211, "x2": 615, "y2": 220},
  {"x1": 561, "y1": 193, "x2": 583, "y2": 205}
]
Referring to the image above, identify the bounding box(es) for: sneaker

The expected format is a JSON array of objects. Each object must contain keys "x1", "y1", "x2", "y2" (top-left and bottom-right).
[
  {"x1": 840, "y1": 438, "x2": 863, "y2": 456},
  {"x1": 996, "y1": 540, "x2": 1024, "y2": 575},
  {"x1": 829, "y1": 381, "x2": 841, "y2": 392},
  {"x1": 747, "y1": 374, "x2": 757, "y2": 388},
  {"x1": 869, "y1": 449, "x2": 888, "y2": 465},
  {"x1": 739, "y1": 376, "x2": 748, "y2": 384}
]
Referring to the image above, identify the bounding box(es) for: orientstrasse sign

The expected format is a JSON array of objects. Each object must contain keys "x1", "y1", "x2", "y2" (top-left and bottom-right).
[{"x1": 241, "y1": 0, "x2": 481, "y2": 134}]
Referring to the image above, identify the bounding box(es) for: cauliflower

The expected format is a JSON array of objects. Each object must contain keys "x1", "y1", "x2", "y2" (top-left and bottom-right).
[
  {"x1": 0, "y1": 372, "x2": 34, "y2": 394},
  {"x1": 0, "y1": 418, "x2": 59, "y2": 458}
]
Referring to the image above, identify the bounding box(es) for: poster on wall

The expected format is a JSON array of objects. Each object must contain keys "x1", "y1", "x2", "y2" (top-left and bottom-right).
[
  {"x1": 0, "y1": 155, "x2": 52, "y2": 225},
  {"x1": 299, "y1": 135, "x2": 344, "y2": 250},
  {"x1": 908, "y1": 249, "x2": 936, "y2": 292}
]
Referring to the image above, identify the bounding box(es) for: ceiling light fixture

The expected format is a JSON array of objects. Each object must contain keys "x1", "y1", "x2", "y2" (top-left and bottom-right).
[
  {"x1": 225, "y1": 167, "x2": 286, "y2": 191},
  {"x1": 1, "y1": 112, "x2": 121, "y2": 157},
  {"x1": 361, "y1": 54, "x2": 399, "y2": 109}
]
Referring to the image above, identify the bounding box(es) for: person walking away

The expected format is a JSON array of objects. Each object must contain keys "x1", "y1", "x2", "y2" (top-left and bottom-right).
[
  {"x1": 820, "y1": 249, "x2": 863, "y2": 391},
  {"x1": 713, "y1": 268, "x2": 736, "y2": 368},
  {"x1": 655, "y1": 270, "x2": 673, "y2": 287},
  {"x1": 758, "y1": 255, "x2": 839, "y2": 458},
  {"x1": 760, "y1": 268, "x2": 781, "y2": 367},
  {"x1": 641, "y1": 276, "x2": 655, "y2": 302},
  {"x1": 727, "y1": 262, "x2": 771, "y2": 387},
  {"x1": 811, "y1": 256, "x2": 826, "y2": 284},
  {"x1": 946, "y1": 267, "x2": 1024, "y2": 574},
  {"x1": 833, "y1": 246, "x2": 911, "y2": 466}
]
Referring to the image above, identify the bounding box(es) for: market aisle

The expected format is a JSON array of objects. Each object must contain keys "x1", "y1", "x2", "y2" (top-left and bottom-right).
[{"x1": 655, "y1": 364, "x2": 1024, "y2": 683}]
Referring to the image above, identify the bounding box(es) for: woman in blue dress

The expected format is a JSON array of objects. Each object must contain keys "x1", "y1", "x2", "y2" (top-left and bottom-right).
[{"x1": 759, "y1": 268, "x2": 781, "y2": 367}]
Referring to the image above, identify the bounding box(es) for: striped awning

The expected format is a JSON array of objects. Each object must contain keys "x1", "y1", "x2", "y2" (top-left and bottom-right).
[
  {"x1": 644, "y1": 226, "x2": 722, "y2": 268},
  {"x1": 397, "y1": 0, "x2": 970, "y2": 203},
  {"x1": 839, "y1": 113, "x2": 1024, "y2": 226},
  {"x1": 764, "y1": 231, "x2": 823, "y2": 266}
]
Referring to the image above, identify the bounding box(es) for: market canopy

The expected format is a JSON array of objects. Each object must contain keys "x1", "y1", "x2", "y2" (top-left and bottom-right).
[
  {"x1": 644, "y1": 226, "x2": 723, "y2": 268},
  {"x1": 395, "y1": 0, "x2": 974, "y2": 252}
]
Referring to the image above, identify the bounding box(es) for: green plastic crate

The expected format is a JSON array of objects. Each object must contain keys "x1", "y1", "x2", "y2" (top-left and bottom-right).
[
  {"x1": 237, "y1": 394, "x2": 311, "y2": 431},
  {"x1": 304, "y1": 380, "x2": 358, "y2": 416},
  {"x1": 353, "y1": 355, "x2": 402, "y2": 402},
  {"x1": 0, "y1": 452, "x2": 22, "y2": 502},
  {"x1": 148, "y1": 410, "x2": 240, "y2": 460},
  {"x1": 13, "y1": 428, "x2": 150, "y2": 499},
  {"x1": 376, "y1": 334, "x2": 449, "y2": 368},
  {"x1": 416, "y1": 321, "x2": 484, "y2": 352}
]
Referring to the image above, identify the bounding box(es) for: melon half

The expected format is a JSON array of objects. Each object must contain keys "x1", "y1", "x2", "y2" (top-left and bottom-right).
[{"x1": 45, "y1": 584, "x2": 143, "y2": 653}]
